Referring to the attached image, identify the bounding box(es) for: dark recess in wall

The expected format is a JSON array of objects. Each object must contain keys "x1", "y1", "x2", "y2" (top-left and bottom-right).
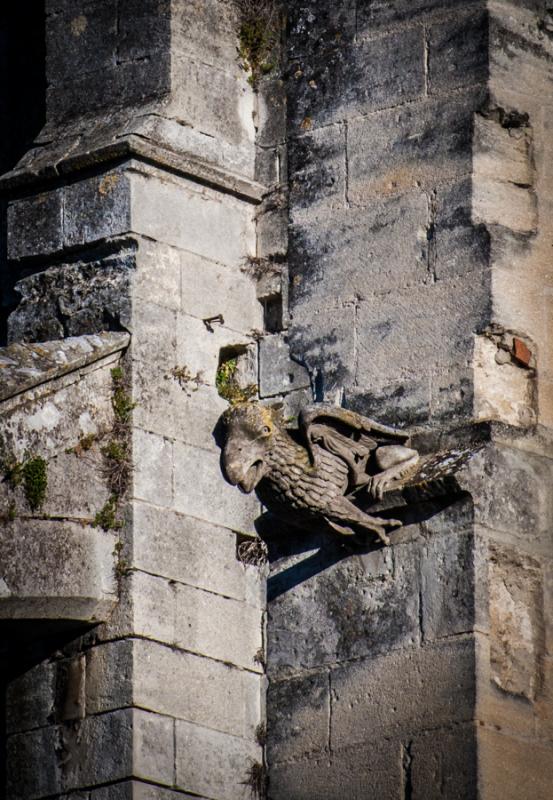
[{"x1": 0, "y1": 2, "x2": 46, "y2": 345}]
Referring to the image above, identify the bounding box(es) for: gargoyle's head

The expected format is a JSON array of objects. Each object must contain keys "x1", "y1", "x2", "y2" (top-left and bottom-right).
[{"x1": 221, "y1": 402, "x2": 278, "y2": 493}]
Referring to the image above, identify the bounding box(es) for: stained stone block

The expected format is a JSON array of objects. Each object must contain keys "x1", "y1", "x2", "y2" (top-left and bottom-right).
[
  {"x1": 428, "y1": 10, "x2": 489, "y2": 94},
  {"x1": 7, "y1": 190, "x2": 63, "y2": 259},
  {"x1": 461, "y1": 445, "x2": 553, "y2": 543},
  {"x1": 8, "y1": 252, "x2": 134, "y2": 342},
  {"x1": 47, "y1": 55, "x2": 171, "y2": 121},
  {"x1": 357, "y1": 0, "x2": 478, "y2": 30},
  {"x1": 267, "y1": 671, "x2": 330, "y2": 764},
  {"x1": 85, "y1": 640, "x2": 134, "y2": 715},
  {"x1": 175, "y1": 720, "x2": 262, "y2": 800},
  {"x1": 268, "y1": 738, "x2": 402, "y2": 800},
  {"x1": 344, "y1": 377, "x2": 431, "y2": 428},
  {"x1": 288, "y1": 194, "x2": 429, "y2": 306},
  {"x1": 287, "y1": 0, "x2": 356, "y2": 60},
  {"x1": 411, "y1": 724, "x2": 478, "y2": 800},
  {"x1": 46, "y1": 0, "x2": 118, "y2": 84},
  {"x1": 259, "y1": 334, "x2": 311, "y2": 398},
  {"x1": 0, "y1": 519, "x2": 117, "y2": 621},
  {"x1": 287, "y1": 28, "x2": 425, "y2": 130},
  {"x1": 172, "y1": 0, "x2": 243, "y2": 74},
  {"x1": 347, "y1": 91, "x2": 482, "y2": 204},
  {"x1": 488, "y1": 542, "x2": 543, "y2": 700},
  {"x1": 288, "y1": 123, "x2": 346, "y2": 215},
  {"x1": 421, "y1": 532, "x2": 476, "y2": 640},
  {"x1": 64, "y1": 172, "x2": 132, "y2": 247},
  {"x1": 267, "y1": 539, "x2": 420, "y2": 679},
  {"x1": 355, "y1": 276, "x2": 489, "y2": 387},
  {"x1": 288, "y1": 302, "x2": 356, "y2": 396},
  {"x1": 7, "y1": 725, "x2": 61, "y2": 800},
  {"x1": 118, "y1": 0, "x2": 171, "y2": 63},
  {"x1": 6, "y1": 662, "x2": 56, "y2": 734},
  {"x1": 433, "y1": 179, "x2": 490, "y2": 280},
  {"x1": 330, "y1": 638, "x2": 476, "y2": 746}
]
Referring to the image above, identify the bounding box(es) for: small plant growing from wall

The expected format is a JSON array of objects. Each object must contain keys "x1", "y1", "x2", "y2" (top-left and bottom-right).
[
  {"x1": 216, "y1": 352, "x2": 258, "y2": 404},
  {"x1": 227, "y1": 0, "x2": 282, "y2": 88},
  {"x1": 3, "y1": 453, "x2": 48, "y2": 513},
  {"x1": 93, "y1": 366, "x2": 136, "y2": 532}
]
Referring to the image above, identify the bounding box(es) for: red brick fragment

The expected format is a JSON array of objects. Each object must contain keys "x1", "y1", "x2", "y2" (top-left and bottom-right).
[{"x1": 512, "y1": 337, "x2": 532, "y2": 368}]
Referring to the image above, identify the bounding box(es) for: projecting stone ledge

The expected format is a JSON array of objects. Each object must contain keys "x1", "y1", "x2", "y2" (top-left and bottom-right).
[
  {"x1": 0, "y1": 331, "x2": 130, "y2": 402},
  {"x1": 0, "y1": 331, "x2": 129, "y2": 624}
]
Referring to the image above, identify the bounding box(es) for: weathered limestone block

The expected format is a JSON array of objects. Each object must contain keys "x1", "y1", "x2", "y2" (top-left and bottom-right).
[
  {"x1": 0, "y1": 332, "x2": 129, "y2": 623},
  {"x1": 288, "y1": 123, "x2": 346, "y2": 216},
  {"x1": 132, "y1": 638, "x2": 262, "y2": 740},
  {"x1": 287, "y1": 27, "x2": 425, "y2": 131},
  {"x1": 268, "y1": 538, "x2": 420, "y2": 678},
  {"x1": 6, "y1": 661, "x2": 55, "y2": 734},
  {"x1": 421, "y1": 531, "x2": 480, "y2": 641},
  {"x1": 488, "y1": 542, "x2": 543, "y2": 700},
  {"x1": 259, "y1": 334, "x2": 311, "y2": 398},
  {"x1": 411, "y1": 724, "x2": 478, "y2": 800},
  {"x1": 289, "y1": 194, "x2": 430, "y2": 305},
  {"x1": 356, "y1": 0, "x2": 477, "y2": 29},
  {"x1": 8, "y1": 253, "x2": 135, "y2": 343},
  {"x1": 347, "y1": 90, "x2": 483, "y2": 204},
  {"x1": 7, "y1": 170, "x2": 132, "y2": 261},
  {"x1": 130, "y1": 166, "x2": 256, "y2": 267},
  {"x1": 267, "y1": 670, "x2": 330, "y2": 764},
  {"x1": 460, "y1": 442, "x2": 553, "y2": 545},
  {"x1": 478, "y1": 728, "x2": 553, "y2": 800},
  {"x1": 131, "y1": 502, "x2": 264, "y2": 608},
  {"x1": 474, "y1": 334, "x2": 536, "y2": 427},
  {"x1": 268, "y1": 737, "x2": 402, "y2": 800},
  {"x1": 175, "y1": 720, "x2": 262, "y2": 800},
  {"x1": 0, "y1": 519, "x2": 117, "y2": 620},
  {"x1": 175, "y1": 583, "x2": 263, "y2": 673},
  {"x1": 330, "y1": 638, "x2": 477, "y2": 746},
  {"x1": 173, "y1": 440, "x2": 261, "y2": 531},
  {"x1": 427, "y1": 10, "x2": 489, "y2": 94},
  {"x1": 7, "y1": 189, "x2": 64, "y2": 259}
]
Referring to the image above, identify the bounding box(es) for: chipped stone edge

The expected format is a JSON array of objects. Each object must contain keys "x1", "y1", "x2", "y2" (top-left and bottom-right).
[
  {"x1": 0, "y1": 331, "x2": 131, "y2": 404},
  {"x1": 0, "y1": 135, "x2": 266, "y2": 205}
]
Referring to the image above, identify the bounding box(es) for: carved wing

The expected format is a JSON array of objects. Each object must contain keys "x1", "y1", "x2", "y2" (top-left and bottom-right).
[{"x1": 298, "y1": 404, "x2": 410, "y2": 471}]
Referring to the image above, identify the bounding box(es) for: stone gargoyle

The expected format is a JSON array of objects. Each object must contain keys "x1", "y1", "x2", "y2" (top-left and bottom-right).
[{"x1": 221, "y1": 402, "x2": 420, "y2": 545}]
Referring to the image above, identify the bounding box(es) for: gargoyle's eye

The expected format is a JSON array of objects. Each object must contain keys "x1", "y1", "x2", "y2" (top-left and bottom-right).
[{"x1": 262, "y1": 426, "x2": 271, "y2": 435}]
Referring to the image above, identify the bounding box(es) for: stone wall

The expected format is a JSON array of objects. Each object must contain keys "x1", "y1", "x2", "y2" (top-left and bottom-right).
[
  {"x1": 262, "y1": 1, "x2": 553, "y2": 798},
  {"x1": 1, "y1": 1, "x2": 553, "y2": 798},
  {"x1": 1, "y1": 2, "x2": 267, "y2": 798}
]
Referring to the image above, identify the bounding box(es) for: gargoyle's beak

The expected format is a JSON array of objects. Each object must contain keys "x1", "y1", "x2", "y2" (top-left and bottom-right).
[{"x1": 223, "y1": 458, "x2": 265, "y2": 494}]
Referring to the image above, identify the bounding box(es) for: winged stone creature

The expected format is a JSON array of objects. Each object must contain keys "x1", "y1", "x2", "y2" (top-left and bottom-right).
[{"x1": 221, "y1": 402, "x2": 420, "y2": 545}]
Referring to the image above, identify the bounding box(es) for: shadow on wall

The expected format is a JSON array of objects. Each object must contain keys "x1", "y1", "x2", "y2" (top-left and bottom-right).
[
  {"x1": 259, "y1": 487, "x2": 469, "y2": 602},
  {"x1": 0, "y1": 1, "x2": 47, "y2": 345}
]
